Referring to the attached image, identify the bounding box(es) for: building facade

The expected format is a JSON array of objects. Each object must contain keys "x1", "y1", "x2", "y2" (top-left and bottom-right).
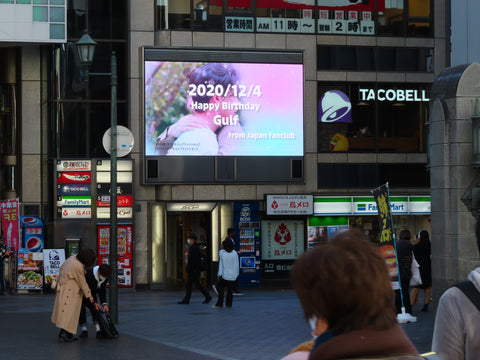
[{"x1": 0, "y1": 0, "x2": 447, "y2": 290}]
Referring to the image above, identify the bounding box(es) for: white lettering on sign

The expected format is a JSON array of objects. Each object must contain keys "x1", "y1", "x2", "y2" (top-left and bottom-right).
[{"x1": 358, "y1": 89, "x2": 429, "y2": 102}]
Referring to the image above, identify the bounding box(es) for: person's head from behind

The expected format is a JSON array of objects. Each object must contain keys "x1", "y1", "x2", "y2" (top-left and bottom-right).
[
  {"x1": 187, "y1": 63, "x2": 239, "y2": 114},
  {"x1": 399, "y1": 229, "x2": 411, "y2": 241},
  {"x1": 290, "y1": 229, "x2": 396, "y2": 336},
  {"x1": 76, "y1": 249, "x2": 96, "y2": 268},
  {"x1": 98, "y1": 264, "x2": 112, "y2": 281},
  {"x1": 227, "y1": 227, "x2": 234, "y2": 237},
  {"x1": 222, "y1": 238, "x2": 235, "y2": 252},
  {"x1": 417, "y1": 230, "x2": 429, "y2": 244}
]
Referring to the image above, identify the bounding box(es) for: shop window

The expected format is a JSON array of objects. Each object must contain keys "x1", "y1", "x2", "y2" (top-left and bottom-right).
[
  {"x1": 317, "y1": 164, "x2": 429, "y2": 188},
  {"x1": 378, "y1": 0, "x2": 433, "y2": 37},
  {"x1": 317, "y1": 82, "x2": 429, "y2": 154}
]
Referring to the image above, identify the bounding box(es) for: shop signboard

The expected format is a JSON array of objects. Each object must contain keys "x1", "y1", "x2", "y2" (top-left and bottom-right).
[
  {"x1": 56, "y1": 160, "x2": 91, "y2": 172},
  {"x1": 57, "y1": 196, "x2": 91, "y2": 207},
  {"x1": 57, "y1": 172, "x2": 91, "y2": 183},
  {"x1": 313, "y1": 196, "x2": 429, "y2": 215},
  {"x1": 57, "y1": 207, "x2": 92, "y2": 219},
  {"x1": 307, "y1": 216, "x2": 349, "y2": 250},
  {"x1": 97, "y1": 224, "x2": 133, "y2": 287},
  {"x1": 57, "y1": 183, "x2": 91, "y2": 196},
  {"x1": 266, "y1": 194, "x2": 313, "y2": 215},
  {"x1": 96, "y1": 207, "x2": 133, "y2": 219},
  {"x1": 314, "y1": 197, "x2": 352, "y2": 215},
  {"x1": 43, "y1": 249, "x2": 66, "y2": 288},
  {"x1": 96, "y1": 195, "x2": 133, "y2": 207}
]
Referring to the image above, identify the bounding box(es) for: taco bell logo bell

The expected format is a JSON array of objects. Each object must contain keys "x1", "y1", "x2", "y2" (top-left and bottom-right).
[{"x1": 319, "y1": 90, "x2": 352, "y2": 123}]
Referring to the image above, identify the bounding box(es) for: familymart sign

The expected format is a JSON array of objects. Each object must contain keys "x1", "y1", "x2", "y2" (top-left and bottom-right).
[{"x1": 314, "y1": 196, "x2": 430, "y2": 215}]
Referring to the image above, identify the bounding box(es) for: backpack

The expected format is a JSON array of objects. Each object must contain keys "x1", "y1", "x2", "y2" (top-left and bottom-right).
[
  {"x1": 98, "y1": 310, "x2": 119, "y2": 339},
  {"x1": 455, "y1": 280, "x2": 480, "y2": 311}
]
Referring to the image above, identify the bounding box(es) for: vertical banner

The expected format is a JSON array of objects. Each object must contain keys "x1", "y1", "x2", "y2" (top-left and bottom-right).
[
  {"x1": 0, "y1": 199, "x2": 20, "y2": 251},
  {"x1": 372, "y1": 184, "x2": 399, "y2": 290}
]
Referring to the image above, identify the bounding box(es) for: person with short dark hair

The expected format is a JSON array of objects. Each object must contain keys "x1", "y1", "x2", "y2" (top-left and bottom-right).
[
  {"x1": 178, "y1": 234, "x2": 212, "y2": 304},
  {"x1": 213, "y1": 238, "x2": 239, "y2": 308},
  {"x1": 432, "y1": 219, "x2": 480, "y2": 360},
  {"x1": 51, "y1": 248, "x2": 96, "y2": 342},
  {"x1": 78, "y1": 263, "x2": 112, "y2": 339},
  {"x1": 283, "y1": 229, "x2": 422, "y2": 360},
  {"x1": 225, "y1": 227, "x2": 242, "y2": 295}
]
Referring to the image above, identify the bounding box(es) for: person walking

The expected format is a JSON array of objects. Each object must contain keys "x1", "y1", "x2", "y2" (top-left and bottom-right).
[
  {"x1": 51, "y1": 248, "x2": 96, "y2": 342},
  {"x1": 432, "y1": 219, "x2": 480, "y2": 360},
  {"x1": 410, "y1": 230, "x2": 432, "y2": 312},
  {"x1": 213, "y1": 238, "x2": 239, "y2": 308},
  {"x1": 78, "y1": 263, "x2": 112, "y2": 338},
  {"x1": 395, "y1": 229, "x2": 414, "y2": 316},
  {"x1": 178, "y1": 234, "x2": 212, "y2": 305},
  {"x1": 225, "y1": 227, "x2": 242, "y2": 295}
]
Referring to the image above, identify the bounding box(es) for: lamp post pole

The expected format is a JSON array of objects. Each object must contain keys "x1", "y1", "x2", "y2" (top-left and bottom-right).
[
  {"x1": 109, "y1": 52, "x2": 118, "y2": 324},
  {"x1": 75, "y1": 31, "x2": 118, "y2": 323}
]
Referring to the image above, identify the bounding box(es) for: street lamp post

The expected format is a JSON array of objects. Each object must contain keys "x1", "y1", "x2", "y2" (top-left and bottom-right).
[{"x1": 75, "y1": 30, "x2": 119, "y2": 323}]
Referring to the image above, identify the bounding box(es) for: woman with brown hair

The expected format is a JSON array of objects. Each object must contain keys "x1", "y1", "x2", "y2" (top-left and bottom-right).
[
  {"x1": 283, "y1": 229, "x2": 423, "y2": 360},
  {"x1": 51, "y1": 248, "x2": 96, "y2": 342}
]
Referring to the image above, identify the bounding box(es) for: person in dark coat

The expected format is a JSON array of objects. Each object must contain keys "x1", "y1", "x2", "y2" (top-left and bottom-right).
[
  {"x1": 410, "y1": 230, "x2": 432, "y2": 311},
  {"x1": 78, "y1": 263, "x2": 112, "y2": 338},
  {"x1": 178, "y1": 234, "x2": 212, "y2": 305},
  {"x1": 395, "y1": 229, "x2": 414, "y2": 315}
]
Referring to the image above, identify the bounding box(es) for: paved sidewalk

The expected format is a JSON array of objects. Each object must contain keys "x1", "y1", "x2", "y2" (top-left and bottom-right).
[{"x1": 0, "y1": 289, "x2": 434, "y2": 360}]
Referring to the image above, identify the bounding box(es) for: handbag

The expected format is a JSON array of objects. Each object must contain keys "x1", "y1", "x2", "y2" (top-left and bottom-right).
[{"x1": 410, "y1": 256, "x2": 422, "y2": 286}]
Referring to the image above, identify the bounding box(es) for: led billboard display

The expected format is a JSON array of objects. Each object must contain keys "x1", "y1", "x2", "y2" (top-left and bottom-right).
[{"x1": 143, "y1": 48, "x2": 304, "y2": 184}]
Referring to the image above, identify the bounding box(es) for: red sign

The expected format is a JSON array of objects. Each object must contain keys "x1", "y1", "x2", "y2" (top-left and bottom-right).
[
  {"x1": 57, "y1": 172, "x2": 91, "y2": 183},
  {"x1": 0, "y1": 199, "x2": 20, "y2": 250},
  {"x1": 96, "y1": 195, "x2": 133, "y2": 207},
  {"x1": 252, "y1": 0, "x2": 384, "y2": 11}
]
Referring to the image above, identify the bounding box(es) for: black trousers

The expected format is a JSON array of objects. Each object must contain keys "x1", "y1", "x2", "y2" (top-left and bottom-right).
[
  {"x1": 395, "y1": 278, "x2": 412, "y2": 314},
  {"x1": 215, "y1": 277, "x2": 236, "y2": 307},
  {"x1": 184, "y1": 269, "x2": 210, "y2": 301},
  {"x1": 79, "y1": 298, "x2": 100, "y2": 325}
]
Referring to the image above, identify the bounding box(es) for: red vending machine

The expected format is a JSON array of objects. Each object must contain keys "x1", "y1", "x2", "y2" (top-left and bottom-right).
[{"x1": 97, "y1": 224, "x2": 133, "y2": 287}]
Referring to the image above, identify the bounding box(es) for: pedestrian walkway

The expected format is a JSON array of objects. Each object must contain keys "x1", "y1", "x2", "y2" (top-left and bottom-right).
[{"x1": 0, "y1": 288, "x2": 434, "y2": 360}]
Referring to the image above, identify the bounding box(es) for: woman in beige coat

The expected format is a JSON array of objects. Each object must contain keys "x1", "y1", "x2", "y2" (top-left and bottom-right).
[{"x1": 51, "y1": 248, "x2": 97, "y2": 342}]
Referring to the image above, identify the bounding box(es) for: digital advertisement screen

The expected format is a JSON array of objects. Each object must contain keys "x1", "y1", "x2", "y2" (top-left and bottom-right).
[{"x1": 145, "y1": 59, "x2": 304, "y2": 157}]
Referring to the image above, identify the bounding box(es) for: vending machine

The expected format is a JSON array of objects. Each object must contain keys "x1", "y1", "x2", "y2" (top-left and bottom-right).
[{"x1": 234, "y1": 202, "x2": 261, "y2": 288}]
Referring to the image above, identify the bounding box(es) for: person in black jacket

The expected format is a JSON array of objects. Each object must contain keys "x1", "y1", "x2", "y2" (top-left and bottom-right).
[
  {"x1": 395, "y1": 229, "x2": 414, "y2": 315},
  {"x1": 78, "y1": 264, "x2": 112, "y2": 338},
  {"x1": 178, "y1": 234, "x2": 212, "y2": 305}
]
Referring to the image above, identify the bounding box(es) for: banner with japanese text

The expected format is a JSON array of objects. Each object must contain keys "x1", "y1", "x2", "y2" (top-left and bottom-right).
[
  {"x1": 0, "y1": 199, "x2": 20, "y2": 251},
  {"x1": 372, "y1": 184, "x2": 399, "y2": 290}
]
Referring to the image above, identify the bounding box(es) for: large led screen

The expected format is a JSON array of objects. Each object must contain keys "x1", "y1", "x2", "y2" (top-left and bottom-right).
[{"x1": 145, "y1": 54, "x2": 304, "y2": 157}]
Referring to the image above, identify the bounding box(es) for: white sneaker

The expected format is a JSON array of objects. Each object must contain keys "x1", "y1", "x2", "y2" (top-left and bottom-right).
[{"x1": 397, "y1": 312, "x2": 417, "y2": 323}]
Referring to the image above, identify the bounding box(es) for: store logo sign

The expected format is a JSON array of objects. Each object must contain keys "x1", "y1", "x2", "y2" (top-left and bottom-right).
[
  {"x1": 359, "y1": 89, "x2": 429, "y2": 102},
  {"x1": 319, "y1": 90, "x2": 352, "y2": 123}
]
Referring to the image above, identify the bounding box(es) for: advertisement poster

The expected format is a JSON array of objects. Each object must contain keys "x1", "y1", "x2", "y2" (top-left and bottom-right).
[
  {"x1": 17, "y1": 249, "x2": 44, "y2": 290},
  {"x1": 20, "y1": 216, "x2": 44, "y2": 251},
  {"x1": 43, "y1": 249, "x2": 66, "y2": 287},
  {"x1": 97, "y1": 224, "x2": 133, "y2": 288},
  {"x1": 145, "y1": 61, "x2": 303, "y2": 156},
  {"x1": 0, "y1": 199, "x2": 20, "y2": 250},
  {"x1": 262, "y1": 220, "x2": 304, "y2": 277},
  {"x1": 372, "y1": 183, "x2": 399, "y2": 290}
]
